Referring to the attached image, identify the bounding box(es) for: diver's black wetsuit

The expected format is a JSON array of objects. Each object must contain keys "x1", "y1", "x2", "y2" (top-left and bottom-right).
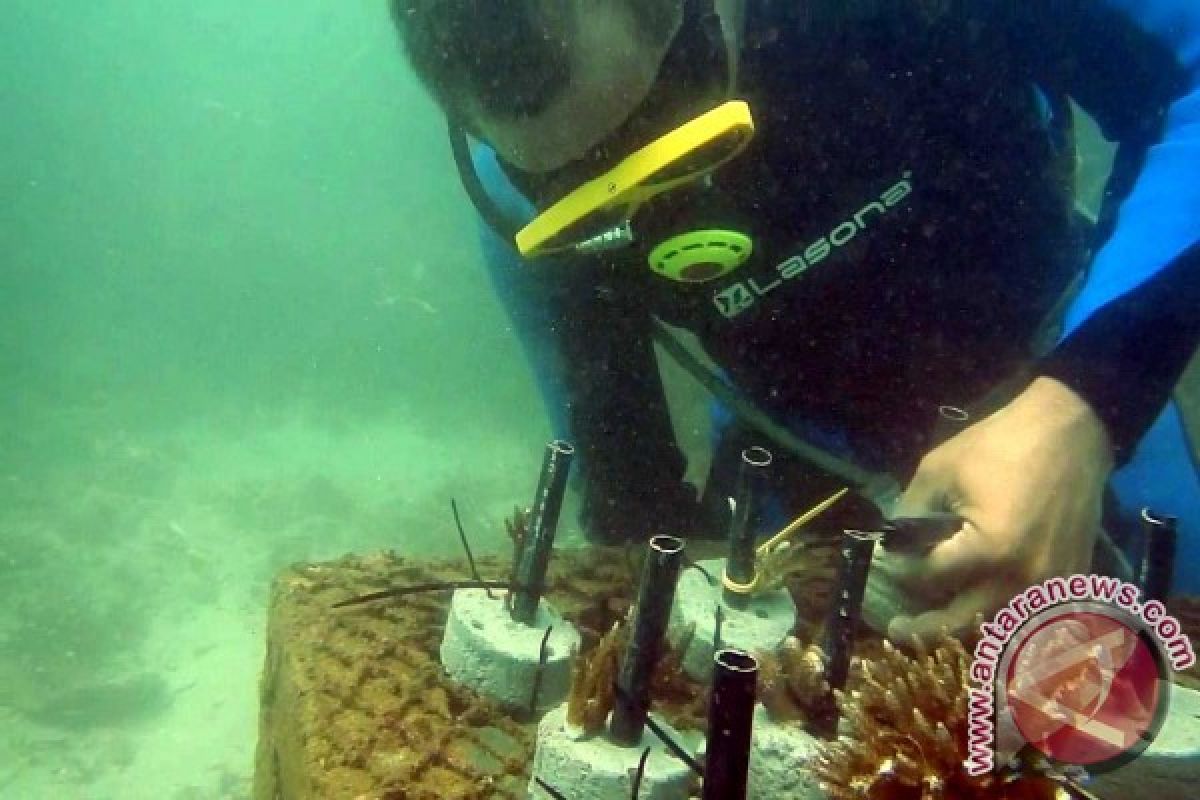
[{"x1": 471, "y1": 2, "x2": 1200, "y2": 557}]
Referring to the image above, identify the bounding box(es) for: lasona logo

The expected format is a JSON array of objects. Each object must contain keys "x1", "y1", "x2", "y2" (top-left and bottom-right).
[{"x1": 712, "y1": 174, "x2": 913, "y2": 319}]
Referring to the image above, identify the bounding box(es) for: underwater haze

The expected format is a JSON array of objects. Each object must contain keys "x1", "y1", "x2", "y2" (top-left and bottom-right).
[
  {"x1": 0, "y1": 1, "x2": 552, "y2": 797},
  {"x1": 2, "y1": 1, "x2": 1170, "y2": 798}
]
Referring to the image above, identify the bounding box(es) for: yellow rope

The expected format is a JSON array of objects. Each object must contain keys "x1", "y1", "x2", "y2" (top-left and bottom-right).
[
  {"x1": 721, "y1": 569, "x2": 761, "y2": 595},
  {"x1": 721, "y1": 487, "x2": 850, "y2": 597},
  {"x1": 756, "y1": 487, "x2": 849, "y2": 559}
]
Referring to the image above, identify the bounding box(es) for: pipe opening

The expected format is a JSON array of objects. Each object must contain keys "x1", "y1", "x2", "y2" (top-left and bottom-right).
[
  {"x1": 714, "y1": 648, "x2": 758, "y2": 673},
  {"x1": 741, "y1": 446, "x2": 773, "y2": 468},
  {"x1": 845, "y1": 529, "x2": 885, "y2": 544},
  {"x1": 1141, "y1": 507, "x2": 1178, "y2": 527},
  {"x1": 937, "y1": 404, "x2": 970, "y2": 423},
  {"x1": 650, "y1": 534, "x2": 686, "y2": 555}
]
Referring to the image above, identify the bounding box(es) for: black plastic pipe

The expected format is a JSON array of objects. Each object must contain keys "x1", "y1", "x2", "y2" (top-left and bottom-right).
[
  {"x1": 724, "y1": 446, "x2": 773, "y2": 609},
  {"x1": 610, "y1": 535, "x2": 686, "y2": 745},
  {"x1": 1139, "y1": 508, "x2": 1178, "y2": 604},
  {"x1": 813, "y1": 529, "x2": 880, "y2": 736},
  {"x1": 702, "y1": 649, "x2": 758, "y2": 800},
  {"x1": 511, "y1": 440, "x2": 575, "y2": 624}
]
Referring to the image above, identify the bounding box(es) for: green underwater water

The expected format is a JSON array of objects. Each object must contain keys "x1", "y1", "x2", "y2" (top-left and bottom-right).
[
  {"x1": 0, "y1": 2, "x2": 551, "y2": 797},
  {"x1": 0, "y1": 2, "x2": 1182, "y2": 799}
]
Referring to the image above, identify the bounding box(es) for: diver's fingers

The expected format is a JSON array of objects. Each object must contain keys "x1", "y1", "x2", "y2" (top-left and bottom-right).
[
  {"x1": 894, "y1": 447, "x2": 956, "y2": 518},
  {"x1": 878, "y1": 519, "x2": 993, "y2": 589},
  {"x1": 914, "y1": 518, "x2": 1006, "y2": 578},
  {"x1": 886, "y1": 584, "x2": 995, "y2": 644}
]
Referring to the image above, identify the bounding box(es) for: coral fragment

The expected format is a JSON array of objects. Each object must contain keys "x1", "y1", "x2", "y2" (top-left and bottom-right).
[{"x1": 814, "y1": 632, "x2": 1069, "y2": 800}]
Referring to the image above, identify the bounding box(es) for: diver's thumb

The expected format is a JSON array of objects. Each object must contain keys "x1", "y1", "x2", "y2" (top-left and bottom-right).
[{"x1": 895, "y1": 445, "x2": 954, "y2": 518}]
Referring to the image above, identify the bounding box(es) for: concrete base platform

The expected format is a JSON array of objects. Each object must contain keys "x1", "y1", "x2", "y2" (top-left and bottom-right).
[
  {"x1": 1089, "y1": 683, "x2": 1200, "y2": 799},
  {"x1": 253, "y1": 549, "x2": 654, "y2": 800},
  {"x1": 529, "y1": 704, "x2": 696, "y2": 800},
  {"x1": 668, "y1": 559, "x2": 797, "y2": 681},
  {"x1": 440, "y1": 588, "x2": 580, "y2": 714},
  {"x1": 747, "y1": 705, "x2": 824, "y2": 799}
]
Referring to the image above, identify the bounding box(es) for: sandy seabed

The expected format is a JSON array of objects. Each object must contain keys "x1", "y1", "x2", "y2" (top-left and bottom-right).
[
  {"x1": 0, "y1": 407, "x2": 554, "y2": 800},
  {"x1": 2, "y1": 390, "x2": 1194, "y2": 800}
]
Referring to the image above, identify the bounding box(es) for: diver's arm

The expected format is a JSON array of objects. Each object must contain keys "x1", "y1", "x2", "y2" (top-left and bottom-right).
[
  {"x1": 1040, "y1": 243, "x2": 1200, "y2": 458},
  {"x1": 871, "y1": 1, "x2": 1200, "y2": 641},
  {"x1": 472, "y1": 150, "x2": 700, "y2": 542},
  {"x1": 990, "y1": 0, "x2": 1200, "y2": 458}
]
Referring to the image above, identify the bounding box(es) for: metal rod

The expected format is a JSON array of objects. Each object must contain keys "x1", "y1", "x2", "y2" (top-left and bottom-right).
[
  {"x1": 813, "y1": 529, "x2": 880, "y2": 737},
  {"x1": 511, "y1": 440, "x2": 574, "y2": 624},
  {"x1": 534, "y1": 777, "x2": 570, "y2": 800},
  {"x1": 610, "y1": 535, "x2": 686, "y2": 745},
  {"x1": 526, "y1": 625, "x2": 554, "y2": 716},
  {"x1": 723, "y1": 446, "x2": 772, "y2": 609},
  {"x1": 630, "y1": 747, "x2": 652, "y2": 800},
  {"x1": 702, "y1": 649, "x2": 758, "y2": 800},
  {"x1": 1139, "y1": 508, "x2": 1178, "y2": 604},
  {"x1": 620, "y1": 688, "x2": 703, "y2": 777},
  {"x1": 332, "y1": 579, "x2": 520, "y2": 609},
  {"x1": 451, "y1": 498, "x2": 492, "y2": 598}
]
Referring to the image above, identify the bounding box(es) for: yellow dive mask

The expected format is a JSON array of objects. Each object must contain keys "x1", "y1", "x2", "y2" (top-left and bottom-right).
[{"x1": 514, "y1": 100, "x2": 756, "y2": 258}]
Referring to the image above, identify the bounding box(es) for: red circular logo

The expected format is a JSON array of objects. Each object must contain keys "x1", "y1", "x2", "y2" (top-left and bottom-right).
[{"x1": 1004, "y1": 609, "x2": 1166, "y2": 768}]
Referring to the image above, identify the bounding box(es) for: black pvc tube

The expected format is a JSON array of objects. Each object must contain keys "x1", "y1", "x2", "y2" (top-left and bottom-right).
[
  {"x1": 511, "y1": 440, "x2": 575, "y2": 624},
  {"x1": 724, "y1": 446, "x2": 773, "y2": 609},
  {"x1": 702, "y1": 649, "x2": 758, "y2": 800},
  {"x1": 610, "y1": 535, "x2": 687, "y2": 745},
  {"x1": 813, "y1": 529, "x2": 880, "y2": 736},
  {"x1": 1139, "y1": 508, "x2": 1178, "y2": 604}
]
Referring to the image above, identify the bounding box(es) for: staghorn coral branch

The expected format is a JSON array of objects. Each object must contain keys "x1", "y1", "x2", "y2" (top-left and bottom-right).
[
  {"x1": 565, "y1": 618, "x2": 628, "y2": 734},
  {"x1": 814, "y1": 632, "x2": 1075, "y2": 800}
]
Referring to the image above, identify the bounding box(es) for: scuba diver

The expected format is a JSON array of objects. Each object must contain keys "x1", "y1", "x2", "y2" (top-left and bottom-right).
[{"x1": 388, "y1": 0, "x2": 1200, "y2": 640}]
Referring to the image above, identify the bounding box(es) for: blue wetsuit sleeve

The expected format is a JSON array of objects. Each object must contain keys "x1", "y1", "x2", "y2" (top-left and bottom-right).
[
  {"x1": 990, "y1": 0, "x2": 1200, "y2": 457},
  {"x1": 472, "y1": 146, "x2": 702, "y2": 541},
  {"x1": 472, "y1": 147, "x2": 572, "y2": 439}
]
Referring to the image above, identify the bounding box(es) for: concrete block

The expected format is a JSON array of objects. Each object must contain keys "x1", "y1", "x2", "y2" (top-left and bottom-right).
[
  {"x1": 440, "y1": 588, "x2": 580, "y2": 713},
  {"x1": 669, "y1": 559, "x2": 796, "y2": 681},
  {"x1": 528, "y1": 704, "x2": 695, "y2": 800},
  {"x1": 1088, "y1": 682, "x2": 1200, "y2": 799},
  {"x1": 747, "y1": 705, "x2": 824, "y2": 800}
]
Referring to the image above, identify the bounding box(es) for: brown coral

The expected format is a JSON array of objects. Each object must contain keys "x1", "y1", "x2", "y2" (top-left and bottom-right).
[
  {"x1": 756, "y1": 636, "x2": 831, "y2": 723},
  {"x1": 649, "y1": 628, "x2": 707, "y2": 730},
  {"x1": 755, "y1": 539, "x2": 837, "y2": 594},
  {"x1": 504, "y1": 506, "x2": 529, "y2": 565},
  {"x1": 565, "y1": 618, "x2": 628, "y2": 733},
  {"x1": 503, "y1": 507, "x2": 530, "y2": 611},
  {"x1": 814, "y1": 634, "x2": 1068, "y2": 800}
]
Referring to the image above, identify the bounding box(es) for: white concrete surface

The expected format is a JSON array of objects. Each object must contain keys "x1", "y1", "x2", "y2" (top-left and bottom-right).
[
  {"x1": 668, "y1": 559, "x2": 797, "y2": 681},
  {"x1": 439, "y1": 588, "x2": 580, "y2": 713},
  {"x1": 746, "y1": 705, "x2": 824, "y2": 800},
  {"x1": 528, "y1": 704, "x2": 695, "y2": 800},
  {"x1": 1089, "y1": 682, "x2": 1200, "y2": 799}
]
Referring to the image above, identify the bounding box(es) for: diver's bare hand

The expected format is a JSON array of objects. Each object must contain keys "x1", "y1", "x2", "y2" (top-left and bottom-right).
[{"x1": 871, "y1": 377, "x2": 1113, "y2": 642}]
